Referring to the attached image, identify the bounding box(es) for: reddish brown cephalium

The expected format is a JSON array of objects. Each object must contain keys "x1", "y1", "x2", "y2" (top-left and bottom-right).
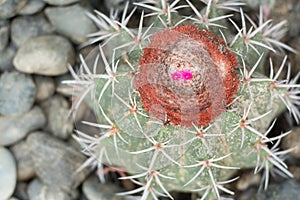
[{"x1": 134, "y1": 24, "x2": 239, "y2": 127}]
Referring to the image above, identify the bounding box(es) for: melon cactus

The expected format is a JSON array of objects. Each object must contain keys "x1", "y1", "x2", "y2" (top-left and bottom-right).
[{"x1": 65, "y1": 0, "x2": 300, "y2": 199}]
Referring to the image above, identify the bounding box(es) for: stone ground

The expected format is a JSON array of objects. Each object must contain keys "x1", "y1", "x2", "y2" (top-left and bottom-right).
[{"x1": 0, "y1": 0, "x2": 300, "y2": 200}]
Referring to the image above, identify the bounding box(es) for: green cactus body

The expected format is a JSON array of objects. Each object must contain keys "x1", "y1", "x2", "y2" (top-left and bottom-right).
[{"x1": 68, "y1": 0, "x2": 300, "y2": 199}]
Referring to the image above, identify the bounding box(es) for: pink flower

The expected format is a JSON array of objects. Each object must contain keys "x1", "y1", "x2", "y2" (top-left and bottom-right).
[{"x1": 181, "y1": 70, "x2": 193, "y2": 81}]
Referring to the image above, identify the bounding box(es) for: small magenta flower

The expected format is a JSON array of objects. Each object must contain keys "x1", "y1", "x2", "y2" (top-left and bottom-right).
[
  {"x1": 171, "y1": 71, "x2": 182, "y2": 81},
  {"x1": 181, "y1": 70, "x2": 193, "y2": 81}
]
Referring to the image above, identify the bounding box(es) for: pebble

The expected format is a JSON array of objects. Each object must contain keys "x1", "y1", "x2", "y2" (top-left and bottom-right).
[
  {"x1": 33, "y1": 75, "x2": 55, "y2": 102},
  {"x1": 45, "y1": 4, "x2": 97, "y2": 44},
  {"x1": 245, "y1": 0, "x2": 276, "y2": 10},
  {"x1": 26, "y1": 132, "x2": 91, "y2": 192},
  {"x1": 11, "y1": 14, "x2": 54, "y2": 47},
  {"x1": 237, "y1": 187, "x2": 258, "y2": 200},
  {"x1": 121, "y1": 196, "x2": 144, "y2": 200},
  {"x1": 13, "y1": 35, "x2": 75, "y2": 75},
  {"x1": 8, "y1": 197, "x2": 20, "y2": 200},
  {"x1": 104, "y1": 0, "x2": 127, "y2": 10},
  {"x1": 27, "y1": 179, "x2": 72, "y2": 200},
  {"x1": 0, "y1": 20, "x2": 9, "y2": 51},
  {"x1": 82, "y1": 175, "x2": 123, "y2": 200},
  {"x1": 40, "y1": 94, "x2": 74, "y2": 139},
  {"x1": 236, "y1": 173, "x2": 261, "y2": 191},
  {"x1": 54, "y1": 72, "x2": 74, "y2": 96},
  {"x1": 0, "y1": 44, "x2": 17, "y2": 71},
  {"x1": 18, "y1": 0, "x2": 46, "y2": 15},
  {"x1": 257, "y1": 179, "x2": 300, "y2": 200},
  {"x1": 0, "y1": 0, "x2": 27, "y2": 19},
  {"x1": 290, "y1": 166, "x2": 300, "y2": 180},
  {"x1": 10, "y1": 141, "x2": 35, "y2": 181},
  {"x1": 0, "y1": 71, "x2": 36, "y2": 115},
  {"x1": 281, "y1": 127, "x2": 300, "y2": 158},
  {"x1": 41, "y1": 0, "x2": 79, "y2": 6},
  {"x1": 14, "y1": 182, "x2": 29, "y2": 200},
  {"x1": 0, "y1": 106, "x2": 46, "y2": 146},
  {"x1": 0, "y1": 147, "x2": 17, "y2": 200}
]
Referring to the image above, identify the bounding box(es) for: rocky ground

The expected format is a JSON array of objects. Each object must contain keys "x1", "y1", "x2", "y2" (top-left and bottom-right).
[{"x1": 0, "y1": 0, "x2": 300, "y2": 200}]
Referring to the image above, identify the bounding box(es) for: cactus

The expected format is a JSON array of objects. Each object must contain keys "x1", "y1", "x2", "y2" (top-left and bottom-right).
[{"x1": 65, "y1": 0, "x2": 300, "y2": 199}]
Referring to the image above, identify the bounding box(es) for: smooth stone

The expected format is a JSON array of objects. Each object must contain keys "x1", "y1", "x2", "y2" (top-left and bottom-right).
[
  {"x1": 237, "y1": 187, "x2": 258, "y2": 200},
  {"x1": 28, "y1": 179, "x2": 72, "y2": 200},
  {"x1": 45, "y1": 4, "x2": 97, "y2": 44},
  {"x1": 0, "y1": 148, "x2": 17, "y2": 200},
  {"x1": 0, "y1": 71, "x2": 36, "y2": 115},
  {"x1": 290, "y1": 166, "x2": 300, "y2": 180},
  {"x1": 14, "y1": 182, "x2": 29, "y2": 200},
  {"x1": 236, "y1": 173, "x2": 261, "y2": 191},
  {"x1": 41, "y1": 94, "x2": 73, "y2": 139},
  {"x1": 41, "y1": 0, "x2": 79, "y2": 6},
  {"x1": 0, "y1": 20, "x2": 9, "y2": 50},
  {"x1": 26, "y1": 132, "x2": 91, "y2": 192},
  {"x1": 18, "y1": 0, "x2": 45, "y2": 15},
  {"x1": 71, "y1": 102, "x2": 100, "y2": 137},
  {"x1": 0, "y1": 0, "x2": 28, "y2": 19},
  {"x1": 13, "y1": 35, "x2": 75, "y2": 76},
  {"x1": 54, "y1": 72, "x2": 73, "y2": 96},
  {"x1": 120, "y1": 196, "x2": 143, "y2": 200},
  {"x1": 10, "y1": 141, "x2": 35, "y2": 181},
  {"x1": 0, "y1": 43, "x2": 16, "y2": 71},
  {"x1": 257, "y1": 180, "x2": 300, "y2": 200},
  {"x1": 0, "y1": 106, "x2": 46, "y2": 146},
  {"x1": 104, "y1": 0, "x2": 127, "y2": 10},
  {"x1": 281, "y1": 127, "x2": 300, "y2": 158},
  {"x1": 33, "y1": 75, "x2": 55, "y2": 102},
  {"x1": 11, "y1": 14, "x2": 54, "y2": 47},
  {"x1": 82, "y1": 175, "x2": 123, "y2": 200}
]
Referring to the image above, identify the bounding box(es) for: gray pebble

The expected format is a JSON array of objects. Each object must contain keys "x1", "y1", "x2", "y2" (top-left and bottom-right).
[
  {"x1": 45, "y1": 4, "x2": 97, "y2": 44},
  {"x1": 54, "y1": 72, "x2": 73, "y2": 96},
  {"x1": 13, "y1": 35, "x2": 75, "y2": 76},
  {"x1": 236, "y1": 173, "x2": 261, "y2": 191},
  {"x1": 0, "y1": 147, "x2": 17, "y2": 200},
  {"x1": 14, "y1": 182, "x2": 29, "y2": 200},
  {"x1": 281, "y1": 127, "x2": 300, "y2": 158},
  {"x1": 41, "y1": 94, "x2": 73, "y2": 139},
  {"x1": 0, "y1": 0, "x2": 28, "y2": 19},
  {"x1": 41, "y1": 0, "x2": 79, "y2": 6},
  {"x1": 10, "y1": 141, "x2": 35, "y2": 181},
  {"x1": 11, "y1": 14, "x2": 54, "y2": 47},
  {"x1": 237, "y1": 187, "x2": 258, "y2": 200},
  {"x1": 0, "y1": 43, "x2": 17, "y2": 71},
  {"x1": 82, "y1": 175, "x2": 123, "y2": 200},
  {"x1": 104, "y1": 0, "x2": 127, "y2": 10},
  {"x1": 26, "y1": 132, "x2": 91, "y2": 192},
  {"x1": 0, "y1": 20, "x2": 9, "y2": 51},
  {"x1": 33, "y1": 75, "x2": 55, "y2": 102},
  {"x1": 19, "y1": 0, "x2": 46, "y2": 15},
  {"x1": 28, "y1": 179, "x2": 72, "y2": 200},
  {"x1": 0, "y1": 71, "x2": 36, "y2": 115},
  {"x1": 8, "y1": 197, "x2": 20, "y2": 200},
  {"x1": 257, "y1": 179, "x2": 300, "y2": 200},
  {"x1": 290, "y1": 166, "x2": 300, "y2": 180},
  {"x1": 120, "y1": 196, "x2": 144, "y2": 200},
  {"x1": 0, "y1": 106, "x2": 46, "y2": 146}
]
